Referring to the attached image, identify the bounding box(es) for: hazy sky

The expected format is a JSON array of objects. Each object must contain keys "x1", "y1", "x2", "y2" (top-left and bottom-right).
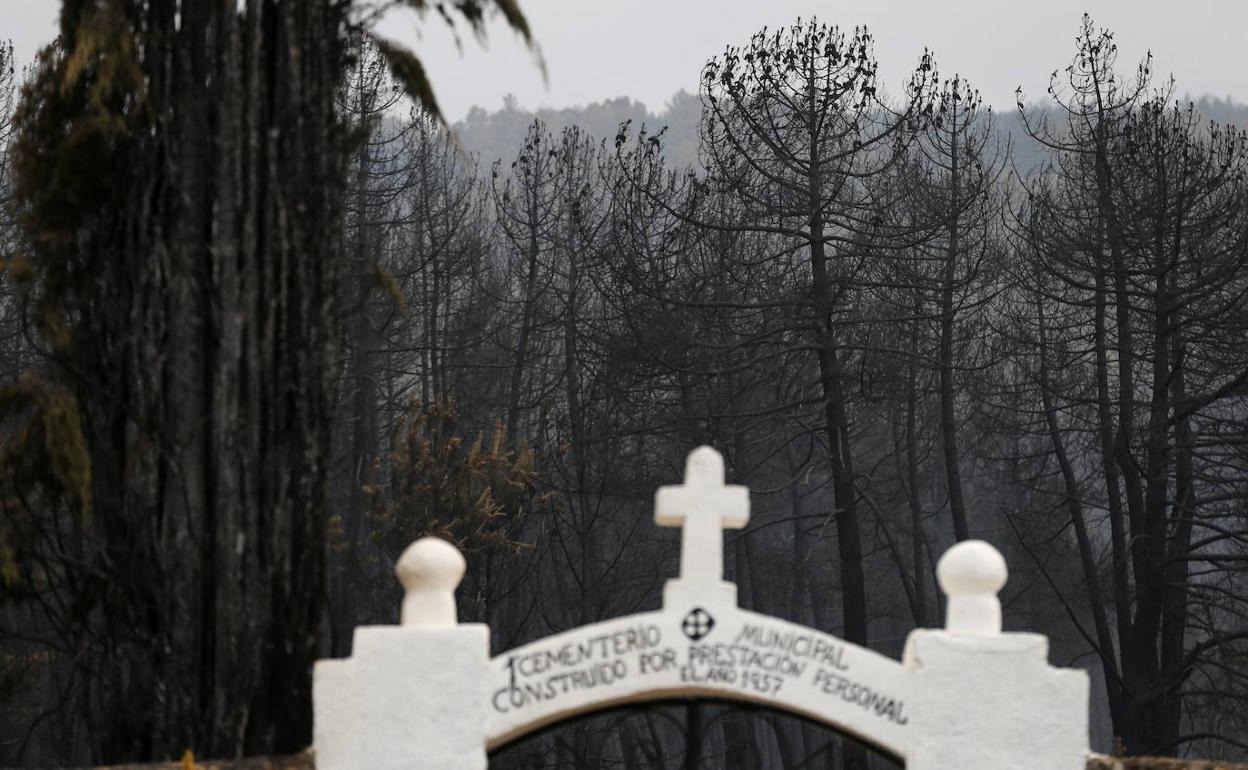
[{"x1": 6, "y1": 1, "x2": 1246, "y2": 121}]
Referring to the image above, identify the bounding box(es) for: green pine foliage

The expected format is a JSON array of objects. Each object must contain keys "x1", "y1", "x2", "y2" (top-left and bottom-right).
[{"x1": 365, "y1": 397, "x2": 545, "y2": 557}]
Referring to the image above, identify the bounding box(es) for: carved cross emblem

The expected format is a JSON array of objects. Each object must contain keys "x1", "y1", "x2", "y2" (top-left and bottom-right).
[
  {"x1": 655, "y1": 446, "x2": 750, "y2": 584},
  {"x1": 681, "y1": 607, "x2": 716, "y2": 641}
]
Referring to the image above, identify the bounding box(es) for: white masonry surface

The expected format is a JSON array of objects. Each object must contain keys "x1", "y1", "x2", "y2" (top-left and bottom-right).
[{"x1": 314, "y1": 445, "x2": 1089, "y2": 769}]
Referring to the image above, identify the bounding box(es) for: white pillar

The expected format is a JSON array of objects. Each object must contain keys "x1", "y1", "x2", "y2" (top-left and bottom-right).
[
  {"x1": 903, "y1": 540, "x2": 1089, "y2": 770},
  {"x1": 314, "y1": 538, "x2": 490, "y2": 770}
]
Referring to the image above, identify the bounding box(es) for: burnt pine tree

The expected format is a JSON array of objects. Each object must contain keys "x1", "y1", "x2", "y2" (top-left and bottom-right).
[
  {"x1": 853, "y1": 74, "x2": 1004, "y2": 623},
  {"x1": 331, "y1": 39, "x2": 408, "y2": 659},
  {"x1": 1016, "y1": 16, "x2": 1248, "y2": 755},
  {"x1": 492, "y1": 121, "x2": 563, "y2": 444},
  {"x1": 908, "y1": 76, "x2": 1003, "y2": 543},
  {"x1": 697, "y1": 19, "x2": 937, "y2": 649}
]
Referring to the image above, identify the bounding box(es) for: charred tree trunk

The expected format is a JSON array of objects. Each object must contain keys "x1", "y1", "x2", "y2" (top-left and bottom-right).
[{"x1": 12, "y1": 2, "x2": 348, "y2": 760}]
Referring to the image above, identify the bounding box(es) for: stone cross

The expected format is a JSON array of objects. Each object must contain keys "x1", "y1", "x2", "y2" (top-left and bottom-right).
[{"x1": 655, "y1": 446, "x2": 749, "y2": 583}]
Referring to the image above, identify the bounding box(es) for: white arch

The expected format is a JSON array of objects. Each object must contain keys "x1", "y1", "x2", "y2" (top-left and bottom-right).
[
  {"x1": 484, "y1": 606, "x2": 912, "y2": 757},
  {"x1": 313, "y1": 474, "x2": 1090, "y2": 770}
]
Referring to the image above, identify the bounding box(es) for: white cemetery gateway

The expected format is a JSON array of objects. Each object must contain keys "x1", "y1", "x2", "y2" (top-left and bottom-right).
[{"x1": 313, "y1": 446, "x2": 1090, "y2": 770}]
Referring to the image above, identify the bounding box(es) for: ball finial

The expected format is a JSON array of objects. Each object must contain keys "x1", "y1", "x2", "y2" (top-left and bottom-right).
[
  {"x1": 936, "y1": 540, "x2": 1008, "y2": 635},
  {"x1": 396, "y1": 537, "x2": 466, "y2": 627}
]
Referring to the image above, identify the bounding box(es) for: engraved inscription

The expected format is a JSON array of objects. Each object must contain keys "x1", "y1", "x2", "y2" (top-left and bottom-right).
[{"x1": 490, "y1": 614, "x2": 909, "y2": 730}]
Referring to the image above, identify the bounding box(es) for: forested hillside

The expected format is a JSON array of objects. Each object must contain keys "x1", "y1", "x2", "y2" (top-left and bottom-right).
[
  {"x1": 1, "y1": 9, "x2": 1247, "y2": 769},
  {"x1": 454, "y1": 91, "x2": 704, "y2": 169},
  {"x1": 451, "y1": 88, "x2": 1248, "y2": 178}
]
